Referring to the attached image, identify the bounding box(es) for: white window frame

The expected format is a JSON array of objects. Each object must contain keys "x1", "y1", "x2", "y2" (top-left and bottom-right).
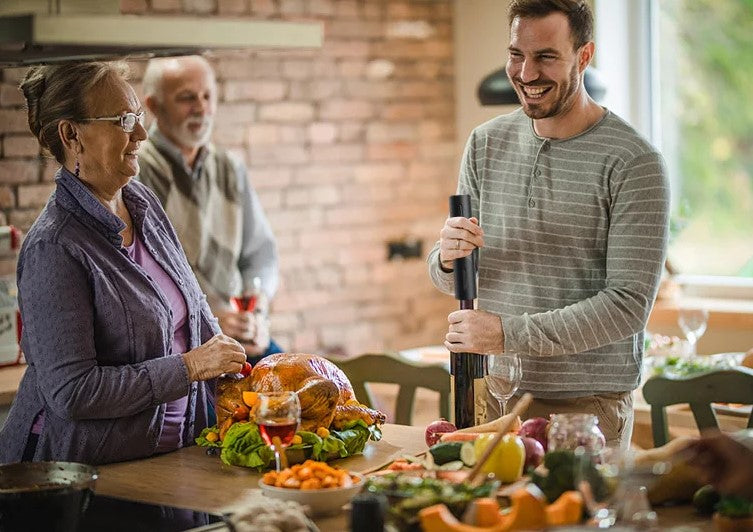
[{"x1": 594, "y1": 0, "x2": 753, "y2": 298}]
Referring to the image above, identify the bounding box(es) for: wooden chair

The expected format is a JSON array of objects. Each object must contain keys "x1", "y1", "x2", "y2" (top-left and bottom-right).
[
  {"x1": 331, "y1": 353, "x2": 450, "y2": 425},
  {"x1": 642, "y1": 367, "x2": 753, "y2": 447}
]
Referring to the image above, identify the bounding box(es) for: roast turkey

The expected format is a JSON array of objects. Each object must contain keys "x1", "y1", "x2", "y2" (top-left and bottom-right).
[
  {"x1": 215, "y1": 374, "x2": 254, "y2": 427},
  {"x1": 249, "y1": 353, "x2": 385, "y2": 431}
]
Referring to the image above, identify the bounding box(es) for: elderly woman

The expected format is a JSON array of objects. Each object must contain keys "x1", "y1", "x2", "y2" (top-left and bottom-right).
[{"x1": 0, "y1": 61, "x2": 247, "y2": 465}]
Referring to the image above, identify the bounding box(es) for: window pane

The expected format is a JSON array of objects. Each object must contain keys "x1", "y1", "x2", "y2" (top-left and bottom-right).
[{"x1": 656, "y1": 0, "x2": 753, "y2": 276}]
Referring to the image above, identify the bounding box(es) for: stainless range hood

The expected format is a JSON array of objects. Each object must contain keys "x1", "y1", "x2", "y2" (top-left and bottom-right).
[{"x1": 0, "y1": 0, "x2": 322, "y2": 67}]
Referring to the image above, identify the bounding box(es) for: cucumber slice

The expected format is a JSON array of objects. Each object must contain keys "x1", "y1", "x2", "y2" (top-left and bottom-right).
[
  {"x1": 429, "y1": 442, "x2": 463, "y2": 465},
  {"x1": 460, "y1": 441, "x2": 476, "y2": 467},
  {"x1": 424, "y1": 450, "x2": 436, "y2": 470},
  {"x1": 439, "y1": 460, "x2": 465, "y2": 471}
]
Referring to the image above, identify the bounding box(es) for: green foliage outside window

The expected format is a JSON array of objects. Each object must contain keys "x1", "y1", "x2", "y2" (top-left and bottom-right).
[{"x1": 658, "y1": 0, "x2": 753, "y2": 276}]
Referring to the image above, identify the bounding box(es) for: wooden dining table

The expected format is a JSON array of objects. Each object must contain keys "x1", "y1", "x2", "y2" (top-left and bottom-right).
[
  {"x1": 97, "y1": 423, "x2": 716, "y2": 531},
  {"x1": 397, "y1": 346, "x2": 751, "y2": 450}
]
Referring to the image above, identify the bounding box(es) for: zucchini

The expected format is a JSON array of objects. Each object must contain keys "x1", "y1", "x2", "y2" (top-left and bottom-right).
[
  {"x1": 460, "y1": 441, "x2": 476, "y2": 467},
  {"x1": 429, "y1": 442, "x2": 463, "y2": 465}
]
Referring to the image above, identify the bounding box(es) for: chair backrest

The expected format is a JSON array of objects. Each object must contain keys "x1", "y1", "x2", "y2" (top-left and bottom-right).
[
  {"x1": 642, "y1": 367, "x2": 753, "y2": 447},
  {"x1": 331, "y1": 353, "x2": 450, "y2": 426}
]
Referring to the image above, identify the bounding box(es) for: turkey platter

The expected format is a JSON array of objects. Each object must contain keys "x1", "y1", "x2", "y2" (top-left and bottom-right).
[
  {"x1": 199, "y1": 353, "x2": 385, "y2": 469},
  {"x1": 250, "y1": 353, "x2": 386, "y2": 431}
]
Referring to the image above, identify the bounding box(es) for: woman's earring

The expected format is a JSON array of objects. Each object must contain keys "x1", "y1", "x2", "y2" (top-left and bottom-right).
[{"x1": 74, "y1": 159, "x2": 80, "y2": 179}]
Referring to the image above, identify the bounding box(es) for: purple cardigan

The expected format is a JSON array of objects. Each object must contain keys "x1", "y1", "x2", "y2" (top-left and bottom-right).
[{"x1": 0, "y1": 167, "x2": 220, "y2": 465}]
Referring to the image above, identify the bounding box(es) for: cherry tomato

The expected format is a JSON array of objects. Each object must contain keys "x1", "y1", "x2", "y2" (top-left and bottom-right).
[
  {"x1": 240, "y1": 361, "x2": 252, "y2": 377},
  {"x1": 232, "y1": 404, "x2": 250, "y2": 422}
]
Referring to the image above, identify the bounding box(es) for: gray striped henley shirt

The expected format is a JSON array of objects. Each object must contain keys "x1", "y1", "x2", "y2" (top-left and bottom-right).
[{"x1": 428, "y1": 108, "x2": 670, "y2": 398}]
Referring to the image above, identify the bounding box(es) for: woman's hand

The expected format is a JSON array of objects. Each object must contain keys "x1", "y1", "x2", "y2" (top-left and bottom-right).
[{"x1": 182, "y1": 334, "x2": 246, "y2": 381}]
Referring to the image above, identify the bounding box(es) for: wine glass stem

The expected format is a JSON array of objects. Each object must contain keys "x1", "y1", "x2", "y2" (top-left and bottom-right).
[
  {"x1": 273, "y1": 448, "x2": 281, "y2": 472},
  {"x1": 499, "y1": 400, "x2": 507, "y2": 416},
  {"x1": 271, "y1": 436, "x2": 289, "y2": 470}
]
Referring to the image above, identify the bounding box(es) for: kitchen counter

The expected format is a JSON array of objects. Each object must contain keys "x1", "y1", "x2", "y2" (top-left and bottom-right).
[
  {"x1": 97, "y1": 424, "x2": 426, "y2": 515},
  {"x1": 97, "y1": 423, "x2": 715, "y2": 531}
]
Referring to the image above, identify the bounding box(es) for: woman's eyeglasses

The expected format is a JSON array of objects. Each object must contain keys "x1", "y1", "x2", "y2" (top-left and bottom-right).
[{"x1": 81, "y1": 111, "x2": 145, "y2": 133}]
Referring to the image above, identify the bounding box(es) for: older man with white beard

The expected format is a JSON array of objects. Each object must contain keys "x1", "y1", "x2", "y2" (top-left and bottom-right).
[{"x1": 138, "y1": 56, "x2": 282, "y2": 363}]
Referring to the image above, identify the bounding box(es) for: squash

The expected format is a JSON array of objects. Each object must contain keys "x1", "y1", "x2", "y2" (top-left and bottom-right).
[
  {"x1": 545, "y1": 490, "x2": 584, "y2": 526},
  {"x1": 498, "y1": 488, "x2": 548, "y2": 531},
  {"x1": 472, "y1": 499, "x2": 504, "y2": 528},
  {"x1": 418, "y1": 487, "x2": 582, "y2": 532},
  {"x1": 419, "y1": 504, "x2": 495, "y2": 532}
]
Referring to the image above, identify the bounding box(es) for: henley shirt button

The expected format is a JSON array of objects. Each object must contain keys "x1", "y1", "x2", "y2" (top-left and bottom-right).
[
  {"x1": 528, "y1": 198, "x2": 536, "y2": 207},
  {"x1": 534, "y1": 169, "x2": 541, "y2": 177},
  {"x1": 542, "y1": 142, "x2": 550, "y2": 152}
]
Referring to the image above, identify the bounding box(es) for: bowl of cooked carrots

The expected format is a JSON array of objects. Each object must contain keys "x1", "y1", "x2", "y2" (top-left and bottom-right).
[{"x1": 259, "y1": 460, "x2": 364, "y2": 516}]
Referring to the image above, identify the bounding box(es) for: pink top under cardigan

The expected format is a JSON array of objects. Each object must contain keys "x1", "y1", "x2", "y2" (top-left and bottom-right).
[{"x1": 125, "y1": 232, "x2": 189, "y2": 452}]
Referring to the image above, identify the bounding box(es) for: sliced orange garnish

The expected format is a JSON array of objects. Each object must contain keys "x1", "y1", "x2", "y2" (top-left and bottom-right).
[{"x1": 242, "y1": 391, "x2": 259, "y2": 407}]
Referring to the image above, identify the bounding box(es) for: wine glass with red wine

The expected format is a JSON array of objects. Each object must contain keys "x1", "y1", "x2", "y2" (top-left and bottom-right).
[
  {"x1": 230, "y1": 276, "x2": 262, "y2": 342},
  {"x1": 256, "y1": 391, "x2": 301, "y2": 472}
]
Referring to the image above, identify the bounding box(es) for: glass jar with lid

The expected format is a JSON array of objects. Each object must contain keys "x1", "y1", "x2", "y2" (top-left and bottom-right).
[{"x1": 547, "y1": 413, "x2": 606, "y2": 454}]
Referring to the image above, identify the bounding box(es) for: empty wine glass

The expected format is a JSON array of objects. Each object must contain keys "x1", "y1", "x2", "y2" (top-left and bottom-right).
[
  {"x1": 577, "y1": 447, "x2": 665, "y2": 529},
  {"x1": 484, "y1": 352, "x2": 522, "y2": 415},
  {"x1": 678, "y1": 308, "x2": 709, "y2": 355},
  {"x1": 575, "y1": 446, "x2": 624, "y2": 528},
  {"x1": 619, "y1": 485, "x2": 658, "y2": 529},
  {"x1": 256, "y1": 391, "x2": 301, "y2": 472}
]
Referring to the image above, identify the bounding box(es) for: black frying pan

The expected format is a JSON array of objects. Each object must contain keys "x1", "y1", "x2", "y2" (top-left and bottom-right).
[{"x1": 0, "y1": 461, "x2": 97, "y2": 532}]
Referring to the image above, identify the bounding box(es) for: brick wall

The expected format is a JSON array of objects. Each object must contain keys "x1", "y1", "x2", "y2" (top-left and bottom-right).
[{"x1": 0, "y1": 0, "x2": 459, "y2": 356}]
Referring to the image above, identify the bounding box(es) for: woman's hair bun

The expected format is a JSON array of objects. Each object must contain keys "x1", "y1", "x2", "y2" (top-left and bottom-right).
[{"x1": 19, "y1": 67, "x2": 48, "y2": 143}]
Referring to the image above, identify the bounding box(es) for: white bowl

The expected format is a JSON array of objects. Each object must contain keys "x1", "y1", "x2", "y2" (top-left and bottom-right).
[{"x1": 258, "y1": 472, "x2": 365, "y2": 516}]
